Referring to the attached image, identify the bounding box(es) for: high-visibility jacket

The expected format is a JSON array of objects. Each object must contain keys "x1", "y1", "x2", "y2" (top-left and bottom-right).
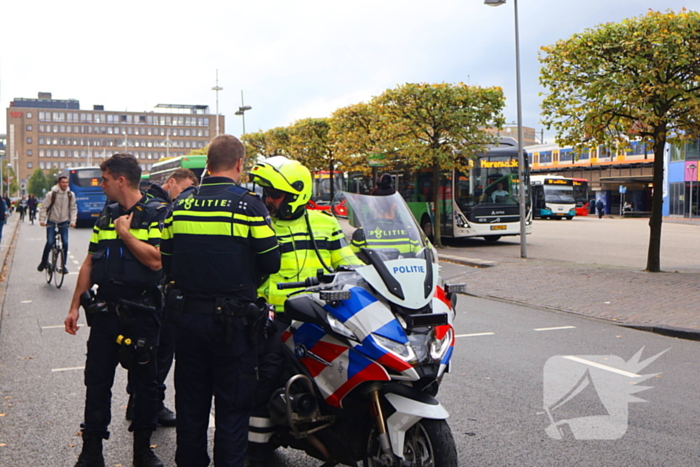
[
  {"x1": 161, "y1": 176, "x2": 280, "y2": 302},
  {"x1": 259, "y1": 209, "x2": 357, "y2": 312}
]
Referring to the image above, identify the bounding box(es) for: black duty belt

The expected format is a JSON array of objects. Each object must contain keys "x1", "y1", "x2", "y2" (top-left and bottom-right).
[{"x1": 183, "y1": 297, "x2": 248, "y2": 316}]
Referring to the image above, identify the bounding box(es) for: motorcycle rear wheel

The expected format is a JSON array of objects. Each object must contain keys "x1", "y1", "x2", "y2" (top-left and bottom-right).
[{"x1": 363, "y1": 418, "x2": 458, "y2": 467}]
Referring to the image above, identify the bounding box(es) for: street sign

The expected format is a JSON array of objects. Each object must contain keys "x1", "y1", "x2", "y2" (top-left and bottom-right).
[{"x1": 619, "y1": 185, "x2": 627, "y2": 194}]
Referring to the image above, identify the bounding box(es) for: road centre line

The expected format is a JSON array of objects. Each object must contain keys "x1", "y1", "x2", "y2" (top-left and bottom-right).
[
  {"x1": 563, "y1": 356, "x2": 641, "y2": 378},
  {"x1": 456, "y1": 332, "x2": 495, "y2": 338},
  {"x1": 52, "y1": 366, "x2": 85, "y2": 373},
  {"x1": 534, "y1": 326, "x2": 576, "y2": 332}
]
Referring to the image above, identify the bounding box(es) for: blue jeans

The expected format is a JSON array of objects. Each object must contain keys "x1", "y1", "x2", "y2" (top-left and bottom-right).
[{"x1": 41, "y1": 221, "x2": 69, "y2": 265}]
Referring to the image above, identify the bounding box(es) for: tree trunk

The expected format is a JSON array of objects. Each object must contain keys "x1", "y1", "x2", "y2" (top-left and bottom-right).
[
  {"x1": 645, "y1": 132, "x2": 666, "y2": 272},
  {"x1": 432, "y1": 163, "x2": 442, "y2": 248}
]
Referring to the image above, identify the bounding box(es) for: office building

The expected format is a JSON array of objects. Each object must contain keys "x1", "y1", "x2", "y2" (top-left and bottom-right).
[{"x1": 6, "y1": 92, "x2": 224, "y2": 193}]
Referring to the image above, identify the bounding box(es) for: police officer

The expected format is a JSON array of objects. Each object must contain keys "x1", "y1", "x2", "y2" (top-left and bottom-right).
[
  {"x1": 65, "y1": 153, "x2": 168, "y2": 467},
  {"x1": 125, "y1": 168, "x2": 198, "y2": 427},
  {"x1": 247, "y1": 155, "x2": 358, "y2": 467},
  {"x1": 160, "y1": 135, "x2": 280, "y2": 467}
]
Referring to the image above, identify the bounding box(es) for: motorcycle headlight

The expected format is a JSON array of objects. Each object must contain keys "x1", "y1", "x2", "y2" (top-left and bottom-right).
[
  {"x1": 327, "y1": 314, "x2": 357, "y2": 341},
  {"x1": 408, "y1": 333, "x2": 430, "y2": 363},
  {"x1": 430, "y1": 326, "x2": 453, "y2": 361},
  {"x1": 374, "y1": 334, "x2": 416, "y2": 362}
]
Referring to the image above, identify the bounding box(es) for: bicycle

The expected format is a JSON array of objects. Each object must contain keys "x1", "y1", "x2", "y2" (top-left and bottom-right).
[{"x1": 45, "y1": 224, "x2": 67, "y2": 288}]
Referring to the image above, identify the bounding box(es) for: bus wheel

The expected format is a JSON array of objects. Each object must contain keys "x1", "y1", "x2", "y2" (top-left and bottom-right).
[
  {"x1": 566, "y1": 216, "x2": 574, "y2": 220},
  {"x1": 421, "y1": 215, "x2": 433, "y2": 240},
  {"x1": 483, "y1": 235, "x2": 501, "y2": 243}
]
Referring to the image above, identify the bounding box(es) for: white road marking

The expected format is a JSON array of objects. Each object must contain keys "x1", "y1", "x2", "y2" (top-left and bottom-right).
[
  {"x1": 52, "y1": 366, "x2": 85, "y2": 373},
  {"x1": 563, "y1": 356, "x2": 641, "y2": 378},
  {"x1": 534, "y1": 326, "x2": 576, "y2": 332},
  {"x1": 209, "y1": 414, "x2": 215, "y2": 428},
  {"x1": 456, "y1": 332, "x2": 495, "y2": 338},
  {"x1": 42, "y1": 324, "x2": 84, "y2": 329},
  {"x1": 21, "y1": 300, "x2": 32, "y2": 304}
]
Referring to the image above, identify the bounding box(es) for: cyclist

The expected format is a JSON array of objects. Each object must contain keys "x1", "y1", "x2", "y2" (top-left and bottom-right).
[
  {"x1": 38, "y1": 176, "x2": 77, "y2": 274},
  {"x1": 28, "y1": 194, "x2": 39, "y2": 224}
]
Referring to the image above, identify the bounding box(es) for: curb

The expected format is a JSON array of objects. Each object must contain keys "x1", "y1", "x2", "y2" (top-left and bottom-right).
[
  {"x1": 439, "y1": 254, "x2": 497, "y2": 268},
  {"x1": 621, "y1": 324, "x2": 700, "y2": 341},
  {"x1": 0, "y1": 215, "x2": 22, "y2": 335}
]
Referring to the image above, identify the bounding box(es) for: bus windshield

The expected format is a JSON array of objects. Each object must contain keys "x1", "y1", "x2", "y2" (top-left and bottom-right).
[
  {"x1": 544, "y1": 184, "x2": 575, "y2": 204},
  {"x1": 71, "y1": 168, "x2": 102, "y2": 188}
]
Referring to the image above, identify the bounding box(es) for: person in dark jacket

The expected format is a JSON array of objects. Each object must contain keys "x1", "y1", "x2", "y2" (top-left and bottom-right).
[
  {"x1": 161, "y1": 135, "x2": 281, "y2": 467},
  {"x1": 596, "y1": 198, "x2": 605, "y2": 219},
  {"x1": 370, "y1": 173, "x2": 396, "y2": 196},
  {"x1": 125, "y1": 168, "x2": 198, "y2": 427}
]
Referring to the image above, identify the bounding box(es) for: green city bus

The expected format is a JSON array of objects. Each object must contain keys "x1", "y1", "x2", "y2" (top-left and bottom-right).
[
  {"x1": 391, "y1": 140, "x2": 532, "y2": 242},
  {"x1": 148, "y1": 155, "x2": 207, "y2": 185}
]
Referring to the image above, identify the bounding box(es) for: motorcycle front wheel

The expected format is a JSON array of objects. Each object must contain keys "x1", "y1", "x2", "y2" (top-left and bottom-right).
[{"x1": 363, "y1": 419, "x2": 458, "y2": 467}]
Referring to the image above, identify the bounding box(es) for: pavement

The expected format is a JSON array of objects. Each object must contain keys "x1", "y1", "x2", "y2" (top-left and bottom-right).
[
  {"x1": 0, "y1": 212, "x2": 699, "y2": 341},
  {"x1": 439, "y1": 215, "x2": 700, "y2": 341},
  {"x1": 0, "y1": 211, "x2": 21, "y2": 335}
]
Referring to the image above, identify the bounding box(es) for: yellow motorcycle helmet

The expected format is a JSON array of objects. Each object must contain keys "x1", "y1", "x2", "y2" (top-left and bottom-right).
[{"x1": 250, "y1": 156, "x2": 312, "y2": 219}]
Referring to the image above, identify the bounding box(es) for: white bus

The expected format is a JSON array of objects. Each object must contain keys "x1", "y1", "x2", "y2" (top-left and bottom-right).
[{"x1": 530, "y1": 175, "x2": 577, "y2": 220}]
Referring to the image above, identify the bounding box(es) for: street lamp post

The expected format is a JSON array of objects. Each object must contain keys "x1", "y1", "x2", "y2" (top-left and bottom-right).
[
  {"x1": 235, "y1": 90, "x2": 252, "y2": 136},
  {"x1": 485, "y1": 0, "x2": 527, "y2": 258},
  {"x1": 688, "y1": 164, "x2": 697, "y2": 219},
  {"x1": 212, "y1": 70, "x2": 223, "y2": 136}
]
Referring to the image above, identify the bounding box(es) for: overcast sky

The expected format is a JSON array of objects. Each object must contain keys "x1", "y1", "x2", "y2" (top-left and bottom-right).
[{"x1": 1, "y1": 1, "x2": 696, "y2": 143}]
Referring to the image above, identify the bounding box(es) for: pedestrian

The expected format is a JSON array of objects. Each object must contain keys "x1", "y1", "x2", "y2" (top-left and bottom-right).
[
  {"x1": 160, "y1": 134, "x2": 281, "y2": 467},
  {"x1": 125, "y1": 168, "x2": 198, "y2": 428},
  {"x1": 0, "y1": 196, "x2": 6, "y2": 245},
  {"x1": 596, "y1": 198, "x2": 605, "y2": 219},
  {"x1": 18, "y1": 195, "x2": 28, "y2": 222},
  {"x1": 247, "y1": 155, "x2": 358, "y2": 467},
  {"x1": 64, "y1": 153, "x2": 169, "y2": 467},
  {"x1": 37, "y1": 176, "x2": 77, "y2": 273},
  {"x1": 370, "y1": 173, "x2": 396, "y2": 196},
  {"x1": 3, "y1": 193, "x2": 11, "y2": 215}
]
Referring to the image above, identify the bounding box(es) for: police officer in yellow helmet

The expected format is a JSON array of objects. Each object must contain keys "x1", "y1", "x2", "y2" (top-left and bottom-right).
[{"x1": 247, "y1": 155, "x2": 357, "y2": 466}]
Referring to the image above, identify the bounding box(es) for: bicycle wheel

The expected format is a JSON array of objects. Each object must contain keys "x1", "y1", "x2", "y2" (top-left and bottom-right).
[
  {"x1": 45, "y1": 252, "x2": 54, "y2": 284},
  {"x1": 53, "y1": 246, "x2": 65, "y2": 289}
]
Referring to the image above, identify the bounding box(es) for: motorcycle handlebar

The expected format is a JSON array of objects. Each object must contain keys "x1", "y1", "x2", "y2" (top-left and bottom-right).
[{"x1": 277, "y1": 276, "x2": 320, "y2": 290}]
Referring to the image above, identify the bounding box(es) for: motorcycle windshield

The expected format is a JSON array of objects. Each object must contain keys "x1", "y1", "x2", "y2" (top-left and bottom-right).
[{"x1": 334, "y1": 192, "x2": 439, "y2": 308}]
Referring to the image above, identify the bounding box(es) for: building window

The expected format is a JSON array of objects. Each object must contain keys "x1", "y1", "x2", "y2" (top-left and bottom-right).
[
  {"x1": 27, "y1": 125, "x2": 33, "y2": 131},
  {"x1": 27, "y1": 137, "x2": 33, "y2": 144},
  {"x1": 27, "y1": 112, "x2": 32, "y2": 119},
  {"x1": 27, "y1": 162, "x2": 33, "y2": 169},
  {"x1": 39, "y1": 150, "x2": 45, "y2": 157},
  {"x1": 27, "y1": 150, "x2": 33, "y2": 156}
]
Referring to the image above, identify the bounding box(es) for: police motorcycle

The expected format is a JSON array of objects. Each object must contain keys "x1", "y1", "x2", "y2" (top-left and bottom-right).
[{"x1": 268, "y1": 192, "x2": 463, "y2": 466}]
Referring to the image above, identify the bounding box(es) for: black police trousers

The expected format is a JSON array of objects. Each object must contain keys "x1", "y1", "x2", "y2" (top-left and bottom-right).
[
  {"x1": 174, "y1": 312, "x2": 257, "y2": 467},
  {"x1": 82, "y1": 308, "x2": 161, "y2": 438},
  {"x1": 247, "y1": 318, "x2": 289, "y2": 463}
]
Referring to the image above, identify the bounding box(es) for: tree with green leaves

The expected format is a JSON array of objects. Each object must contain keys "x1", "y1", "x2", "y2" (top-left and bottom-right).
[
  {"x1": 286, "y1": 118, "x2": 344, "y2": 204},
  {"x1": 540, "y1": 9, "x2": 700, "y2": 272},
  {"x1": 27, "y1": 168, "x2": 49, "y2": 197},
  {"x1": 330, "y1": 102, "x2": 389, "y2": 175},
  {"x1": 375, "y1": 82, "x2": 506, "y2": 248}
]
